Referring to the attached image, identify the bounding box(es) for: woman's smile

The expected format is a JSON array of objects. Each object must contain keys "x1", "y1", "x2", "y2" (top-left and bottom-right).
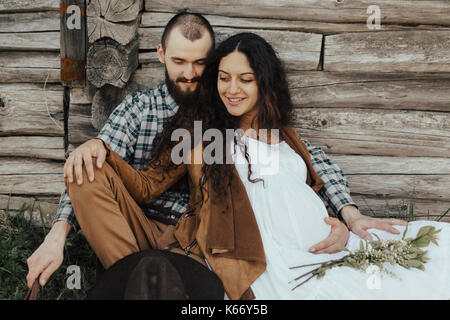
[{"x1": 217, "y1": 51, "x2": 259, "y2": 119}]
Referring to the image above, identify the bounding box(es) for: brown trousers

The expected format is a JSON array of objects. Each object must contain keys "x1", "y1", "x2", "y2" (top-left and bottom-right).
[{"x1": 66, "y1": 162, "x2": 202, "y2": 269}]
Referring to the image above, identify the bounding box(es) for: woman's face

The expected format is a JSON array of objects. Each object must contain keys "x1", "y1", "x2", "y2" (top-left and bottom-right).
[{"x1": 217, "y1": 51, "x2": 259, "y2": 119}]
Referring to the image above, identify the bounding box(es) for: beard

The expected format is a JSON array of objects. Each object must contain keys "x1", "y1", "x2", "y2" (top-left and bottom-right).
[{"x1": 165, "y1": 69, "x2": 201, "y2": 108}]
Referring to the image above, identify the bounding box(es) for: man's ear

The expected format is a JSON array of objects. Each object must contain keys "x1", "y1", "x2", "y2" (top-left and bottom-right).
[{"x1": 157, "y1": 44, "x2": 165, "y2": 64}]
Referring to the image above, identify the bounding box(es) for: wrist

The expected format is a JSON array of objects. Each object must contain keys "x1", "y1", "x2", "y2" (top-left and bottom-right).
[
  {"x1": 340, "y1": 205, "x2": 361, "y2": 225},
  {"x1": 45, "y1": 221, "x2": 71, "y2": 248}
]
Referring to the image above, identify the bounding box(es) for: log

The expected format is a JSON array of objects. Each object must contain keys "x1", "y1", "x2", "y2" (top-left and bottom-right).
[
  {"x1": 87, "y1": 37, "x2": 139, "y2": 88},
  {"x1": 139, "y1": 27, "x2": 323, "y2": 71},
  {"x1": 61, "y1": 0, "x2": 87, "y2": 87},
  {"x1": 0, "y1": 0, "x2": 59, "y2": 12},
  {"x1": 0, "y1": 11, "x2": 59, "y2": 32},
  {"x1": 325, "y1": 30, "x2": 450, "y2": 73},
  {"x1": 0, "y1": 136, "x2": 65, "y2": 160},
  {"x1": 134, "y1": 68, "x2": 450, "y2": 112},
  {"x1": 292, "y1": 107, "x2": 450, "y2": 158},
  {"x1": 68, "y1": 103, "x2": 98, "y2": 145},
  {"x1": 0, "y1": 194, "x2": 60, "y2": 228},
  {"x1": 141, "y1": 11, "x2": 450, "y2": 35},
  {"x1": 351, "y1": 195, "x2": 450, "y2": 222},
  {"x1": 347, "y1": 175, "x2": 450, "y2": 201},
  {"x1": 288, "y1": 72, "x2": 450, "y2": 112},
  {"x1": 91, "y1": 84, "x2": 134, "y2": 130},
  {"x1": 0, "y1": 174, "x2": 64, "y2": 196},
  {"x1": 0, "y1": 158, "x2": 63, "y2": 175},
  {"x1": 0, "y1": 83, "x2": 64, "y2": 136},
  {"x1": 0, "y1": 51, "x2": 60, "y2": 83},
  {"x1": 0, "y1": 32, "x2": 59, "y2": 51},
  {"x1": 330, "y1": 155, "x2": 450, "y2": 175},
  {"x1": 144, "y1": 0, "x2": 450, "y2": 25},
  {"x1": 87, "y1": 0, "x2": 141, "y2": 45}
]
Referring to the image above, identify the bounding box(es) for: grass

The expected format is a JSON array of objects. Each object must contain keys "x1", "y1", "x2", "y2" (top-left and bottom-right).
[
  {"x1": 0, "y1": 195, "x2": 448, "y2": 300},
  {"x1": 0, "y1": 199, "x2": 97, "y2": 300}
]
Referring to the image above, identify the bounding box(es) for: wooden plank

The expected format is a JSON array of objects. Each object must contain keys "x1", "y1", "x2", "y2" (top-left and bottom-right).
[
  {"x1": 351, "y1": 195, "x2": 450, "y2": 222},
  {"x1": 134, "y1": 68, "x2": 450, "y2": 112},
  {"x1": 330, "y1": 155, "x2": 450, "y2": 175},
  {"x1": 0, "y1": 136, "x2": 65, "y2": 160},
  {"x1": 0, "y1": 0, "x2": 59, "y2": 12},
  {"x1": 0, "y1": 194, "x2": 60, "y2": 228},
  {"x1": 68, "y1": 103, "x2": 98, "y2": 145},
  {"x1": 0, "y1": 32, "x2": 59, "y2": 51},
  {"x1": 347, "y1": 175, "x2": 450, "y2": 201},
  {"x1": 139, "y1": 27, "x2": 322, "y2": 71},
  {"x1": 140, "y1": 11, "x2": 450, "y2": 35},
  {"x1": 0, "y1": 11, "x2": 59, "y2": 32},
  {"x1": 0, "y1": 51, "x2": 60, "y2": 83},
  {"x1": 293, "y1": 107, "x2": 450, "y2": 157},
  {"x1": 325, "y1": 31, "x2": 450, "y2": 73},
  {"x1": 0, "y1": 158, "x2": 63, "y2": 175},
  {"x1": 61, "y1": 0, "x2": 87, "y2": 87},
  {"x1": 0, "y1": 174, "x2": 64, "y2": 196},
  {"x1": 144, "y1": 0, "x2": 450, "y2": 25},
  {"x1": 0, "y1": 83, "x2": 64, "y2": 136},
  {"x1": 288, "y1": 72, "x2": 450, "y2": 112}
]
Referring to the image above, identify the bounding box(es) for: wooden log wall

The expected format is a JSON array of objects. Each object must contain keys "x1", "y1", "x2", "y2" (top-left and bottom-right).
[
  {"x1": 1, "y1": 0, "x2": 450, "y2": 225},
  {"x1": 0, "y1": 1, "x2": 63, "y2": 224}
]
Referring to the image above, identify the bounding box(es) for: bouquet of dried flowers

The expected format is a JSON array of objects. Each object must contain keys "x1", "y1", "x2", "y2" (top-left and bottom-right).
[{"x1": 289, "y1": 225, "x2": 441, "y2": 291}]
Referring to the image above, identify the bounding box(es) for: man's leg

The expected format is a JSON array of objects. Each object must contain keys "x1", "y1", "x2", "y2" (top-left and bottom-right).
[{"x1": 66, "y1": 161, "x2": 176, "y2": 269}]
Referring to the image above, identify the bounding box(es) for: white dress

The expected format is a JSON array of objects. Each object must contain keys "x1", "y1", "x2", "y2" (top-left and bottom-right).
[{"x1": 231, "y1": 135, "x2": 450, "y2": 300}]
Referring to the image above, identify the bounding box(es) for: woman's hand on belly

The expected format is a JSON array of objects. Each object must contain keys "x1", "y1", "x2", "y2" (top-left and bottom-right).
[{"x1": 308, "y1": 217, "x2": 350, "y2": 254}]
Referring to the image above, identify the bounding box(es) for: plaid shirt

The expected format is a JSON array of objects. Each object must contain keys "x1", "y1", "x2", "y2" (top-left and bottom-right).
[{"x1": 53, "y1": 82, "x2": 357, "y2": 230}]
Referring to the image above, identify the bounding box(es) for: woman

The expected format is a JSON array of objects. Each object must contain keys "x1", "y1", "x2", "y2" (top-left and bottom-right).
[{"x1": 101, "y1": 33, "x2": 450, "y2": 299}]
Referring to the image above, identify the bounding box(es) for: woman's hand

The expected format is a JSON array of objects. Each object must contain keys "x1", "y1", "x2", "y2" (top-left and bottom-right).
[{"x1": 309, "y1": 217, "x2": 350, "y2": 254}]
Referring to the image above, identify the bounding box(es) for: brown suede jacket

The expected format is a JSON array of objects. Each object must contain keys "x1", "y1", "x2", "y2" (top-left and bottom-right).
[{"x1": 102, "y1": 125, "x2": 325, "y2": 300}]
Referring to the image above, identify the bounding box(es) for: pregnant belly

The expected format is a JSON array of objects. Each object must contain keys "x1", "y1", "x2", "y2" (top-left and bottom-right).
[{"x1": 249, "y1": 182, "x2": 332, "y2": 252}]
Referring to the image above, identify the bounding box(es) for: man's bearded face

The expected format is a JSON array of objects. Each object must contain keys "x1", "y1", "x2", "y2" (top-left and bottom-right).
[{"x1": 165, "y1": 68, "x2": 201, "y2": 106}]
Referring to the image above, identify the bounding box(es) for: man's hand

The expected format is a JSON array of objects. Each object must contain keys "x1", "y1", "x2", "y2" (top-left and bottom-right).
[
  {"x1": 26, "y1": 221, "x2": 71, "y2": 288},
  {"x1": 340, "y1": 205, "x2": 408, "y2": 240},
  {"x1": 309, "y1": 217, "x2": 349, "y2": 254},
  {"x1": 64, "y1": 138, "x2": 106, "y2": 185}
]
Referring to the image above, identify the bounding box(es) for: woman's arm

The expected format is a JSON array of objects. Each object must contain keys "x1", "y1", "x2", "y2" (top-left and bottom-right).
[{"x1": 96, "y1": 138, "x2": 188, "y2": 204}]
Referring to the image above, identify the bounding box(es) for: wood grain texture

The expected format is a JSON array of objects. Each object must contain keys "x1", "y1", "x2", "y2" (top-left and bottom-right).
[
  {"x1": 0, "y1": 11, "x2": 59, "y2": 32},
  {"x1": 144, "y1": 0, "x2": 450, "y2": 25},
  {"x1": 141, "y1": 11, "x2": 450, "y2": 34},
  {"x1": 0, "y1": 51, "x2": 60, "y2": 83},
  {"x1": 87, "y1": 0, "x2": 141, "y2": 45},
  {"x1": 0, "y1": 32, "x2": 59, "y2": 51},
  {"x1": 0, "y1": 136, "x2": 65, "y2": 160},
  {"x1": 138, "y1": 27, "x2": 322, "y2": 71},
  {"x1": 325, "y1": 31, "x2": 450, "y2": 73},
  {"x1": 330, "y1": 155, "x2": 450, "y2": 175},
  {"x1": 351, "y1": 195, "x2": 450, "y2": 222},
  {"x1": 288, "y1": 72, "x2": 450, "y2": 111},
  {"x1": 0, "y1": 194, "x2": 60, "y2": 227},
  {"x1": 0, "y1": 83, "x2": 64, "y2": 136},
  {"x1": 293, "y1": 105, "x2": 450, "y2": 158},
  {"x1": 0, "y1": 0, "x2": 59, "y2": 12}
]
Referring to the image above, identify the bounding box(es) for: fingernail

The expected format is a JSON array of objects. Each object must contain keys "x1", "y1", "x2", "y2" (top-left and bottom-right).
[
  {"x1": 69, "y1": 177, "x2": 73, "y2": 183},
  {"x1": 89, "y1": 176, "x2": 93, "y2": 182},
  {"x1": 40, "y1": 278, "x2": 46, "y2": 286},
  {"x1": 309, "y1": 247, "x2": 316, "y2": 253}
]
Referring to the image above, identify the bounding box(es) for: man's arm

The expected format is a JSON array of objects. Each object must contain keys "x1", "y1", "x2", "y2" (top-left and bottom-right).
[{"x1": 300, "y1": 134, "x2": 407, "y2": 239}]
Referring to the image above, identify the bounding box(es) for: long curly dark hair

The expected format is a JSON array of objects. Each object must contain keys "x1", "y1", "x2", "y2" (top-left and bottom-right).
[{"x1": 149, "y1": 32, "x2": 295, "y2": 203}]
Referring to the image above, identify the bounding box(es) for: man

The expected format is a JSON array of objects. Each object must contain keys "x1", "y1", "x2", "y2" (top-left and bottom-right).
[{"x1": 26, "y1": 12, "x2": 406, "y2": 293}]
